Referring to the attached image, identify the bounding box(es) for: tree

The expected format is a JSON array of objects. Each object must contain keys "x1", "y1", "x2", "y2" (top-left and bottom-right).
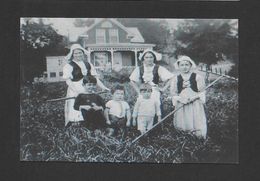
[
  {"x1": 173, "y1": 19, "x2": 238, "y2": 66},
  {"x1": 20, "y1": 18, "x2": 65, "y2": 82},
  {"x1": 73, "y1": 18, "x2": 95, "y2": 27}
]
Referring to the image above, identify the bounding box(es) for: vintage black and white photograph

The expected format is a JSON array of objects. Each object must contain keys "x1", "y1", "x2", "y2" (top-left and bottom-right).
[{"x1": 20, "y1": 18, "x2": 238, "y2": 163}]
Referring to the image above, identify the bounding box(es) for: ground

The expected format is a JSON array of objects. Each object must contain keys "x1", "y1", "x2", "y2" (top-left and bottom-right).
[{"x1": 20, "y1": 75, "x2": 238, "y2": 163}]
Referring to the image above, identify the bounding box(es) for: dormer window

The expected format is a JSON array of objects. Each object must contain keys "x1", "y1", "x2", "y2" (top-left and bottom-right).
[
  {"x1": 109, "y1": 29, "x2": 119, "y2": 43},
  {"x1": 101, "y1": 21, "x2": 113, "y2": 28},
  {"x1": 96, "y1": 29, "x2": 106, "y2": 44}
]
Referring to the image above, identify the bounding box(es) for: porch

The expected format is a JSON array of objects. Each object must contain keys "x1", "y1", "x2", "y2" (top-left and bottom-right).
[{"x1": 86, "y1": 43, "x2": 155, "y2": 71}]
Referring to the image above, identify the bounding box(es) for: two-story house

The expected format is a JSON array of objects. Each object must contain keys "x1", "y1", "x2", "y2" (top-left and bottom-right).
[
  {"x1": 79, "y1": 18, "x2": 155, "y2": 69},
  {"x1": 46, "y1": 18, "x2": 155, "y2": 82}
]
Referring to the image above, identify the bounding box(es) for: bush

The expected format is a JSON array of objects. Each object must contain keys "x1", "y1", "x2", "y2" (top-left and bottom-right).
[
  {"x1": 228, "y1": 63, "x2": 238, "y2": 78},
  {"x1": 103, "y1": 67, "x2": 135, "y2": 83}
]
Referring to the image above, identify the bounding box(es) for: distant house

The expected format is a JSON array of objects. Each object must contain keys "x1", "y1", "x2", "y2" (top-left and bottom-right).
[
  {"x1": 45, "y1": 56, "x2": 67, "y2": 82},
  {"x1": 46, "y1": 18, "x2": 155, "y2": 82},
  {"x1": 78, "y1": 18, "x2": 155, "y2": 69}
]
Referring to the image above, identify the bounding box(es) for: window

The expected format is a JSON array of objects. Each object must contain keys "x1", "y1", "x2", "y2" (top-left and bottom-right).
[
  {"x1": 50, "y1": 72, "x2": 56, "y2": 78},
  {"x1": 94, "y1": 52, "x2": 109, "y2": 67},
  {"x1": 101, "y1": 21, "x2": 113, "y2": 28},
  {"x1": 109, "y1": 29, "x2": 119, "y2": 43},
  {"x1": 96, "y1": 29, "x2": 106, "y2": 44},
  {"x1": 59, "y1": 72, "x2": 63, "y2": 77}
]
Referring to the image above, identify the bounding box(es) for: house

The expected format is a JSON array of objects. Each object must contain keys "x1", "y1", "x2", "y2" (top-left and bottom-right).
[
  {"x1": 78, "y1": 18, "x2": 155, "y2": 69},
  {"x1": 46, "y1": 18, "x2": 155, "y2": 82}
]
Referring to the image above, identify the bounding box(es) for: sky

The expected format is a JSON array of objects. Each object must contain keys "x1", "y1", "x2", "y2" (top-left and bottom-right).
[
  {"x1": 20, "y1": 18, "x2": 238, "y2": 41},
  {"x1": 21, "y1": 18, "x2": 184, "y2": 36}
]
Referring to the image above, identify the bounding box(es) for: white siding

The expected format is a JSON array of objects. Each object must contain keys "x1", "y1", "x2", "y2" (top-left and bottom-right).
[{"x1": 46, "y1": 56, "x2": 66, "y2": 82}]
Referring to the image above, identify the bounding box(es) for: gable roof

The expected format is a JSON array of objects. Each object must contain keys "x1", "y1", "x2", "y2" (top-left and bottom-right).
[
  {"x1": 84, "y1": 18, "x2": 134, "y2": 36},
  {"x1": 126, "y1": 27, "x2": 145, "y2": 43}
]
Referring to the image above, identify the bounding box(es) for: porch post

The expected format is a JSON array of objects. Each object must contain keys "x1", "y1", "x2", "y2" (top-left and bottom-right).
[
  {"x1": 88, "y1": 50, "x2": 93, "y2": 65},
  {"x1": 134, "y1": 48, "x2": 138, "y2": 67},
  {"x1": 110, "y1": 49, "x2": 114, "y2": 69}
]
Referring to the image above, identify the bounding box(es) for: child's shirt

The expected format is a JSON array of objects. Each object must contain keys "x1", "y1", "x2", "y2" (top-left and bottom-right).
[
  {"x1": 105, "y1": 100, "x2": 130, "y2": 118},
  {"x1": 74, "y1": 93, "x2": 105, "y2": 111},
  {"x1": 132, "y1": 97, "x2": 161, "y2": 117}
]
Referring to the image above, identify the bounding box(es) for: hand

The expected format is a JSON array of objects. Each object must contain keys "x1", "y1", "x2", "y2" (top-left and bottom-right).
[
  {"x1": 103, "y1": 88, "x2": 110, "y2": 92},
  {"x1": 178, "y1": 97, "x2": 188, "y2": 104},
  {"x1": 158, "y1": 116, "x2": 162, "y2": 122},
  {"x1": 190, "y1": 95, "x2": 200, "y2": 102},
  {"x1": 106, "y1": 120, "x2": 111, "y2": 125},
  {"x1": 132, "y1": 118, "x2": 137, "y2": 126},
  {"x1": 91, "y1": 103, "x2": 102, "y2": 111},
  {"x1": 126, "y1": 120, "x2": 131, "y2": 127},
  {"x1": 80, "y1": 105, "x2": 91, "y2": 111}
]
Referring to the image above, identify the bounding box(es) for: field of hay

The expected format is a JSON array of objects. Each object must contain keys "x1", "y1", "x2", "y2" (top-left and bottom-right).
[{"x1": 20, "y1": 76, "x2": 238, "y2": 163}]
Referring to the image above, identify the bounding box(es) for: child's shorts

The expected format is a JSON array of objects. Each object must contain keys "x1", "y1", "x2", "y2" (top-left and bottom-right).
[
  {"x1": 109, "y1": 115, "x2": 126, "y2": 128},
  {"x1": 137, "y1": 116, "x2": 154, "y2": 131}
]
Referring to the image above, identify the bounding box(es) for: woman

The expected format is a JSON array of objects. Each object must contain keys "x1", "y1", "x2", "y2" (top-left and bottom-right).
[
  {"x1": 129, "y1": 49, "x2": 174, "y2": 107},
  {"x1": 63, "y1": 44, "x2": 109, "y2": 126},
  {"x1": 170, "y1": 56, "x2": 207, "y2": 138}
]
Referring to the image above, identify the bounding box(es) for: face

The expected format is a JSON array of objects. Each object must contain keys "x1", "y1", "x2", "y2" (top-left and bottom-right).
[
  {"x1": 178, "y1": 60, "x2": 192, "y2": 73},
  {"x1": 84, "y1": 83, "x2": 96, "y2": 92},
  {"x1": 143, "y1": 52, "x2": 155, "y2": 67},
  {"x1": 73, "y1": 49, "x2": 84, "y2": 62},
  {"x1": 140, "y1": 89, "x2": 152, "y2": 99},
  {"x1": 113, "y1": 90, "x2": 125, "y2": 101}
]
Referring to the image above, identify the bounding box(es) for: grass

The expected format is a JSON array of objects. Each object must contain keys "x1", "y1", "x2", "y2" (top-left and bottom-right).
[{"x1": 20, "y1": 77, "x2": 238, "y2": 163}]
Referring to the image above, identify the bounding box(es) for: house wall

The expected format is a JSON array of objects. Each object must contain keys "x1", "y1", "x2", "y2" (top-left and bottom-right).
[
  {"x1": 86, "y1": 19, "x2": 130, "y2": 44},
  {"x1": 46, "y1": 56, "x2": 66, "y2": 82}
]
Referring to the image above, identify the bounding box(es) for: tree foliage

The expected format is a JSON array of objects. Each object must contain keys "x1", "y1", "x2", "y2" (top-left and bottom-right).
[
  {"x1": 20, "y1": 18, "x2": 66, "y2": 82},
  {"x1": 173, "y1": 19, "x2": 238, "y2": 66},
  {"x1": 73, "y1": 18, "x2": 95, "y2": 27}
]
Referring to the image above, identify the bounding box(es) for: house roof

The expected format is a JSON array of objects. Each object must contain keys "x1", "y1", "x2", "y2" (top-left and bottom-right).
[
  {"x1": 76, "y1": 18, "x2": 144, "y2": 43},
  {"x1": 126, "y1": 27, "x2": 145, "y2": 43},
  {"x1": 84, "y1": 18, "x2": 134, "y2": 36},
  {"x1": 85, "y1": 43, "x2": 155, "y2": 48}
]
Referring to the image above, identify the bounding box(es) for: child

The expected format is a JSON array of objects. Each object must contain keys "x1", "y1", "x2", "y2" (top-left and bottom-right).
[
  {"x1": 104, "y1": 85, "x2": 131, "y2": 139},
  {"x1": 132, "y1": 83, "x2": 161, "y2": 135},
  {"x1": 170, "y1": 56, "x2": 207, "y2": 139},
  {"x1": 73, "y1": 75, "x2": 107, "y2": 130}
]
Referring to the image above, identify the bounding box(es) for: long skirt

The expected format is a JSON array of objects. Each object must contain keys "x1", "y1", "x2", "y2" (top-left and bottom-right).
[
  {"x1": 173, "y1": 89, "x2": 207, "y2": 138},
  {"x1": 64, "y1": 80, "x2": 85, "y2": 126}
]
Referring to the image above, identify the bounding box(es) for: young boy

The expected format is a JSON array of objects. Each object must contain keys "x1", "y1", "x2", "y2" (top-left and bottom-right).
[
  {"x1": 104, "y1": 84, "x2": 131, "y2": 139},
  {"x1": 73, "y1": 75, "x2": 106, "y2": 130},
  {"x1": 132, "y1": 83, "x2": 162, "y2": 135}
]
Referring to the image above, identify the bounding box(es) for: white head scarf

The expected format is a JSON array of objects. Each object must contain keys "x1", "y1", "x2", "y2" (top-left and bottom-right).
[
  {"x1": 65, "y1": 44, "x2": 90, "y2": 62},
  {"x1": 139, "y1": 49, "x2": 162, "y2": 61},
  {"x1": 174, "y1": 55, "x2": 197, "y2": 70}
]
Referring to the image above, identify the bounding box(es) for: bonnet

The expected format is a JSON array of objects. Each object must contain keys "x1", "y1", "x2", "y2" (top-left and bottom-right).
[
  {"x1": 174, "y1": 55, "x2": 197, "y2": 70},
  {"x1": 65, "y1": 44, "x2": 90, "y2": 62},
  {"x1": 139, "y1": 49, "x2": 162, "y2": 61}
]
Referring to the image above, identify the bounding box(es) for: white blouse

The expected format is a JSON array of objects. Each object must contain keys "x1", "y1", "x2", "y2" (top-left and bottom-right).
[{"x1": 129, "y1": 64, "x2": 174, "y2": 84}]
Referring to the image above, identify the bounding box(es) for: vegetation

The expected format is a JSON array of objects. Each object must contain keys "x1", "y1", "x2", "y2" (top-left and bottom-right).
[{"x1": 20, "y1": 78, "x2": 238, "y2": 163}]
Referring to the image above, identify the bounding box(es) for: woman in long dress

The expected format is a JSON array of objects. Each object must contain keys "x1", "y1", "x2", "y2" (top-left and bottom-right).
[
  {"x1": 170, "y1": 56, "x2": 207, "y2": 138},
  {"x1": 63, "y1": 44, "x2": 109, "y2": 126}
]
